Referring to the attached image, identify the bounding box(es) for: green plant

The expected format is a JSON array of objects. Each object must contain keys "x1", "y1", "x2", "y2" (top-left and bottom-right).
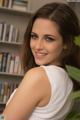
[{"x1": 66, "y1": 36, "x2": 80, "y2": 120}]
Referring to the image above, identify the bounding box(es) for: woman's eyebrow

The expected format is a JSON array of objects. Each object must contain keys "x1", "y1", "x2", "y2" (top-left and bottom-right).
[
  {"x1": 31, "y1": 32, "x2": 39, "y2": 36},
  {"x1": 31, "y1": 32, "x2": 36, "y2": 34},
  {"x1": 31, "y1": 32, "x2": 56, "y2": 39},
  {"x1": 44, "y1": 34, "x2": 56, "y2": 38}
]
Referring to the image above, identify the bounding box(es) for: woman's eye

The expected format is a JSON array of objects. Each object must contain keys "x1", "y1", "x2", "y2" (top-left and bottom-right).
[
  {"x1": 30, "y1": 34, "x2": 37, "y2": 40},
  {"x1": 45, "y1": 37, "x2": 54, "y2": 42}
]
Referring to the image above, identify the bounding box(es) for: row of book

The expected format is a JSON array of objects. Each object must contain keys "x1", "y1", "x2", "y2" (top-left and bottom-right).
[
  {"x1": 0, "y1": 0, "x2": 28, "y2": 11},
  {"x1": 13, "y1": 0, "x2": 28, "y2": 11},
  {"x1": 0, "y1": 22, "x2": 19, "y2": 43},
  {"x1": 0, "y1": 52, "x2": 23, "y2": 75},
  {"x1": 0, "y1": 0, "x2": 13, "y2": 8},
  {"x1": 0, "y1": 81, "x2": 19, "y2": 103}
]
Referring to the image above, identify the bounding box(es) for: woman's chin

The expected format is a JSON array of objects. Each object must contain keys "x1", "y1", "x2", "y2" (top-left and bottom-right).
[{"x1": 35, "y1": 60, "x2": 44, "y2": 66}]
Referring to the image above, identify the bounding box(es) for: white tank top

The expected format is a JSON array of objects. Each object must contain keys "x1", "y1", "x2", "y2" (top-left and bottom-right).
[
  {"x1": 29, "y1": 65, "x2": 73, "y2": 120},
  {"x1": 7, "y1": 65, "x2": 73, "y2": 120}
]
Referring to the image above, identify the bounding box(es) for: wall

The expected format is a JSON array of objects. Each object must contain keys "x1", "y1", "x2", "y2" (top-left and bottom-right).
[{"x1": 29, "y1": 0, "x2": 67, "y2": 12}]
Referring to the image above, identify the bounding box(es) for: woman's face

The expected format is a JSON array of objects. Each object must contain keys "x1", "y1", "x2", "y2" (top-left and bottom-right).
[{"x1": 30, "y1": 18, "x2": 65, "y2": 66}]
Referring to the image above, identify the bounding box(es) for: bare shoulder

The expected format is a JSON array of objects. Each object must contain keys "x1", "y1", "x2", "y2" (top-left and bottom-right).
[
  {"x1": 19, "y1": 66, "x2": 46, "y2": 87},
  {"x1": 21, "y1": 66, "x2": 49, "y2": 92},
  {"x1": 25, "y1": 66, "x2": 45, "y2": 80}
]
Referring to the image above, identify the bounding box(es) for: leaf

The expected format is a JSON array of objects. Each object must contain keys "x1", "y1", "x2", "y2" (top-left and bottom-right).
[
  {"x1": 74, "y1": 36, "x2": 80, "y2": 46},
  {"x1": 65, "y1": 65, "x2": 80, "y2": 120},
  {"x1": 66, "y1": 111, "x2": 80, "y2": 120},
  {"x1": 71, "y1": 91, "x2": 80, "y2": 100},
  {"x1": 66, "y1": 65, "x2": 80, "y2": 82}
]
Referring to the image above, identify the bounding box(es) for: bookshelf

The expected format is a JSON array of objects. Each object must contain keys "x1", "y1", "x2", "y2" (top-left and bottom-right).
[{"x1": 0, "y1": 0, "x2": 33, "y2": 112}]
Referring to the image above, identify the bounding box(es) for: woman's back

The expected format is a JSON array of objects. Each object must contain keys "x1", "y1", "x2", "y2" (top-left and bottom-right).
[{"x1": 29, "y1": 65, "x2": 73, "y2": 120}]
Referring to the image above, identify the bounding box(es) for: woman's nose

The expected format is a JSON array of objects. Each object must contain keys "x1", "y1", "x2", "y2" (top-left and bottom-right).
[{"x1": 35, "y1": 39, "x2": 43, "y2": 50}]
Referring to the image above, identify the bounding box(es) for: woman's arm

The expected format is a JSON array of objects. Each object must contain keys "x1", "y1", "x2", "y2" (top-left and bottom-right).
[{"x1": 3, "y1": 67, "x2": 49, "y2": 120}]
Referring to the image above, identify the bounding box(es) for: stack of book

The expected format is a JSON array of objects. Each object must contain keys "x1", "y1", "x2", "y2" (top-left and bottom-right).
[
  {"x1": 0, "y1": 22, "x2": 19, "y2": 43},
  {"x1": 0, "y1": 0, "x2": 13, "y2": 8},
  {"x1": 0, "y1": 81, "x2": 19, "y2": 103},
  {"x1": 0, "y1": 52, "x2": 23, "y2": 75},
  {"x1": 0, "y1": 0, "x2": 28, "y2": 10},
  {"x1": 12, "y1": 0, "x2": 28, "y2": 12}
]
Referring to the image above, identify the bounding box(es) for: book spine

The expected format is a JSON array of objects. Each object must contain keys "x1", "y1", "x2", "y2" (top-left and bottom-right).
[
  {"x1": 0, "y1": 23, "x2": 3, "y2": 41},
  {"x1": 8, "y1": 24, "x2": 14, "y2": 43},
  {"x1": 3, "y1": 0, "x2": 9, "y2": 7},
  {"x1": 0, "y1": 0, "x2": 4, "y2": 7},
  {"x1": 2, "y1": 23, "x2": 7, "y2": 42},
  {"x1": 0, "y1": 53, "x2": 3, "y2": 72},
  {"x1": 8, "y1": 0, "x2": 13, "y2": 8},
  {"x1": 6, "y1": 53, "x2": 11, "y2": 73},
  {"x1": 0, "y1": 81, "x2": 3, "y2": 101},
  {"x1": 14, "y1": 55, "x2": 20, "y2": 74},
  {"x1": 5, "y1": 24, "x2": 10, "y2": 42},
  {"x1": 0, "y1": 81, "x2": 19, "y2": 103},
  {"x1": 1, "y1": 52, "x2": 8, "y2": 72},
  {"x1": 9, "y1": 54, "x2": 15, "y2": 74},
  {"x1": 11, "y1": 27, "x2": 18, "y2": 43}
]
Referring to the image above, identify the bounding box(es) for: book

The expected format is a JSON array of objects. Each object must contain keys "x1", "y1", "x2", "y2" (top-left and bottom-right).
[
  {"x1": 12, "y1": 0, "x2": 28, "y2": 11},
  {"x1": 6, "y1": 82, "x2": 11, "y2": 102},
  {"x1": 9, "y1": 54, "x2": 15, "y2": 74},
  {"x1": 1, "y1": 22, "x2": 19, "y2": 43},
  {"x1": 13, "y1": 0, "x2": 28, "y2": 6},
  {"x1": 14, "y1": 55, "x2": 20, "y2": 74},
  {"x1": 18, "y1": 61, "x2": 23, "y2": 75},
  {"x1": 8, "y1": 24, "x2": 14, "y2": 43},
  {"x1": 0, "y1": 82, "x2": 4, "y2": 102},
  {"x1": 0, "y1": 81, "x2": 3, "y2": 101},
  {"x1": 6, "y1": 53, "x2": 11, "y2": 73},
  {"x1": 5, "y1": 24, "x2": 10, "y2": 42},
  {"x1": 0, "y1": 81, "x2": 19, "y2": 104},
  {"x1": 11, "y1": 27, "x2": 18, "y2": 43},
  {"x1": 0, "y1": 0, "x2": 3, "y2": 7},
  {"x1": 3, "y1": 0, "x2": 9, "y2": 7},
  {"x1": 2, "y1": 23, "x2": 7, "y2": 42},
  {"x1": 1, "y1": 52, "x2": 8, "y2": 72},
  {"x1": 3, "y1": 81, "x2": 8, "y2": 103},
  {"x1": 8, "y1": 0, "x2": 13, "y2": 8},
  {"x1": 12, "y1": 4, "x2": 27, "y2": 11},
  {"x1": 0, "y1": 23, "x2": 3, "y2": 41},
  {"x1": 0, "y1": 53, "x2": 3, "y2": 72}
]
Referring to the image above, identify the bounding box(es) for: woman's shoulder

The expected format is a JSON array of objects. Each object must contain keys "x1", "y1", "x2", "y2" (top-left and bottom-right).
[
  {"x1": 23, "y1": 66, "x2": 47, "y2": 87},
  {"x1": 25, "y1": 66, "x2": 45, "y2": 78},
  {"x1": 25, "y1": 65, "x2": 66, "y2": 78}
]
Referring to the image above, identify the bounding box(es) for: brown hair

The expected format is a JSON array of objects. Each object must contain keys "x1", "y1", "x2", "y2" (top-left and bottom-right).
[{"x1": 21, "y1": 2, "x2": 80, "y2": 73}]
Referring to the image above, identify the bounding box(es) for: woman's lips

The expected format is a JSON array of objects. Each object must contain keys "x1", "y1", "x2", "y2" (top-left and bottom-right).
[{"x1": 34, "y1": 52, "x2": 47, "y2": 59}]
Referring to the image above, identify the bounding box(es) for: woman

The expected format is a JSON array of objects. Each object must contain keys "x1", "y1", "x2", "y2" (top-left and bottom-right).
[{"x1": 3, "y1": 2, "x2": 80, "y2": 120}]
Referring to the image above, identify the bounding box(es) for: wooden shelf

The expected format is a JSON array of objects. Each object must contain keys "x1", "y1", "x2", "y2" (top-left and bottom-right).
[
  {"x1": 0, "y1": 41, "x2": 22, "y2": 46},
  {"x1": 0, "y1": 7, "x2": 33, "y2": 16},
  {"x1": 0, "y1": 72, "x2": 24, "y2": 77},
  {"x1": 0, "y1": 102, "x2": 6, "y2": 105}
]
